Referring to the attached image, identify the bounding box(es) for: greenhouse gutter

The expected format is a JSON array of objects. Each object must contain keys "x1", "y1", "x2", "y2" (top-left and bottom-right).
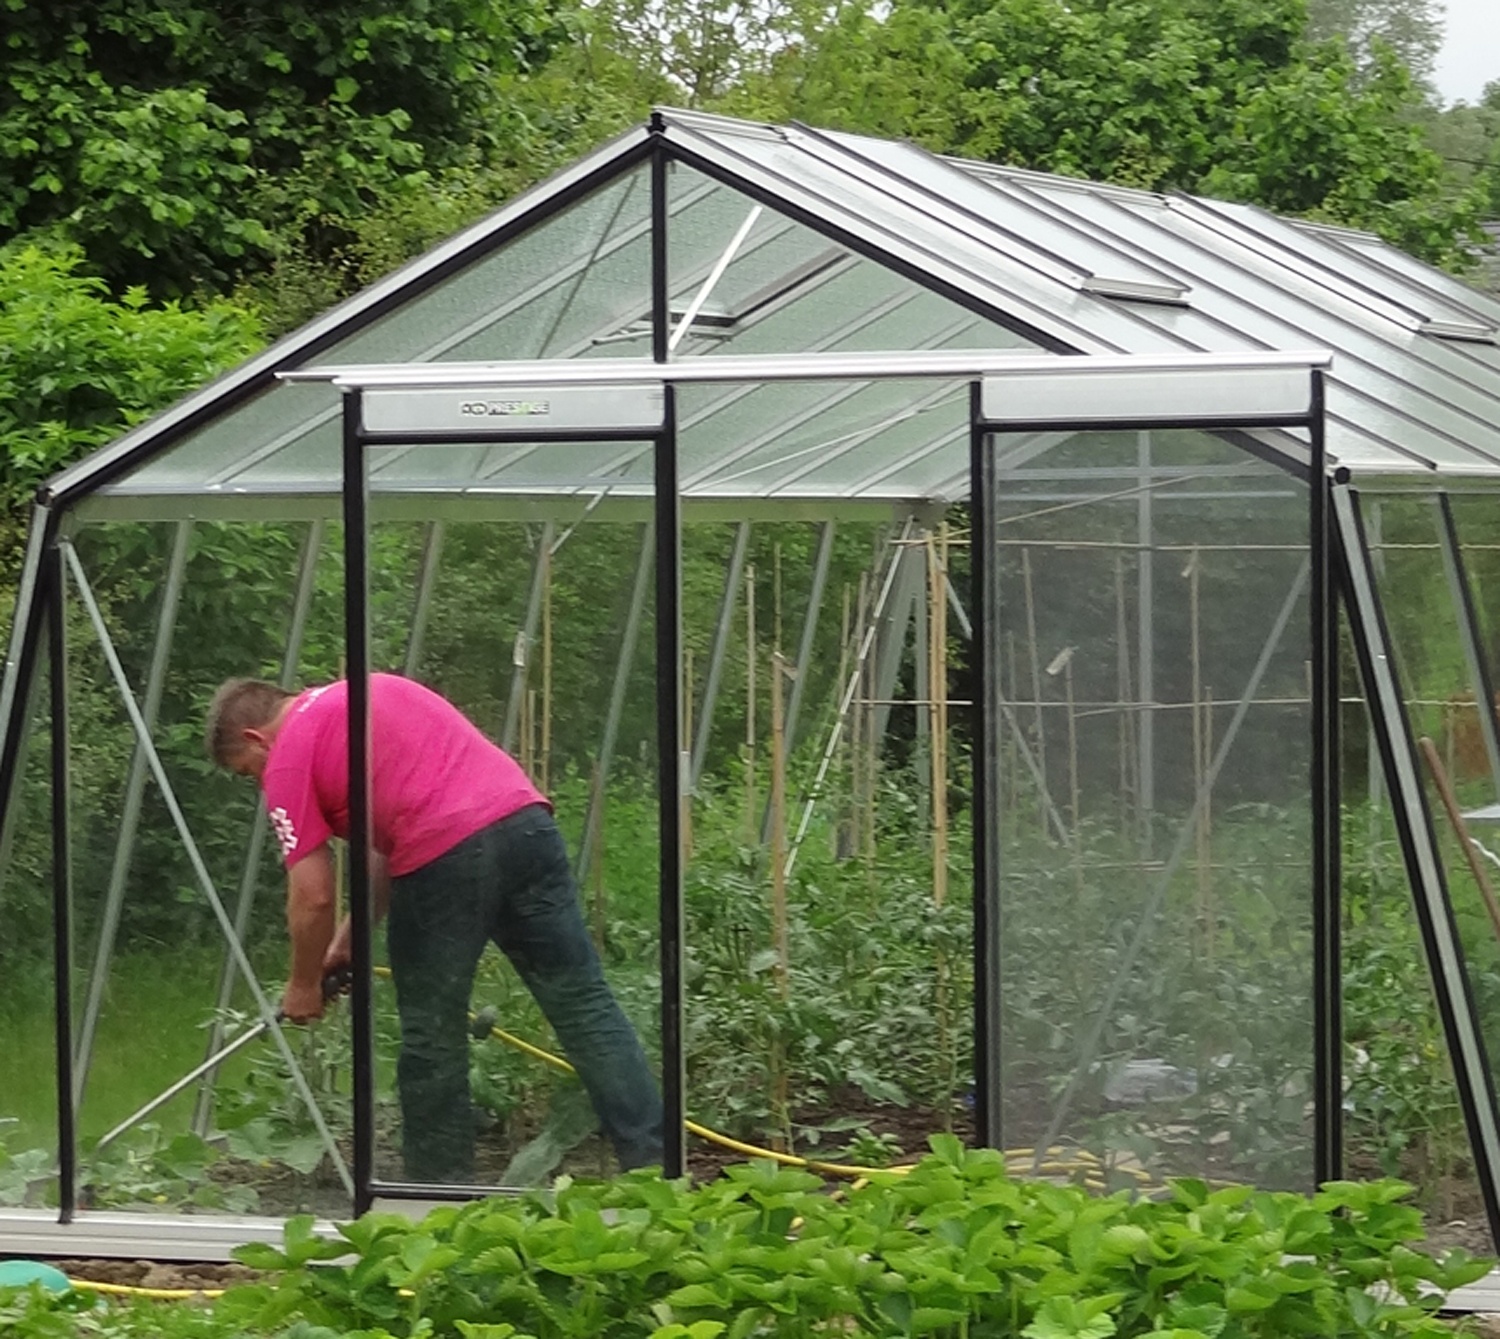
[{"x1": 281, "y1": 347, "x2": 1335, "y2": 389}]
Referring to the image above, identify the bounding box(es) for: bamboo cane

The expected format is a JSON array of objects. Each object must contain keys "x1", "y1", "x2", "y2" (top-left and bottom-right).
[
  {"x1": 589, "y1": 762, "x2": 607, "y2": 951},
  {"x1": 683, "y1": 646, "x2": 694, "y2": 864},
  {"x1": 1420, "y1": 737, "x2": 1500, "y2": 946},
  {"x1": 541, "y1": 546, "x2": 552, "y2": 793},
  {"x1": 770, "y1": 650, "x2": 791, "y2": 1149},
  {"x1": 836, "y1": 584, "x2": 852, "y2": 859},
  {"x1": 1115, "y1": 552, "x2": 1134, "y2": 825},
  {"x1": 1188, "y1": 548, "x2": 1208, "y2": 960},
  {"x1": 1023, "y1": 548, "x2": 1048, "y2": 836},
  {"x1": 746, "y1": 563, "x2": 757, "y2": 845}
]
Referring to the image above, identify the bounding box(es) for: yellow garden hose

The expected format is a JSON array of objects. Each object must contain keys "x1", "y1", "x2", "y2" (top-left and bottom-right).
[{"x1": 358, "y1": 966, "x2": 1156, "y2": 1190}]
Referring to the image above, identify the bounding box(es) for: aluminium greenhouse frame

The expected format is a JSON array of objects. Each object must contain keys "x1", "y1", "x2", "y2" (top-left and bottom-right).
[{"x1": 4, "y1": 108, "x2": 1500, "y2": 1261}]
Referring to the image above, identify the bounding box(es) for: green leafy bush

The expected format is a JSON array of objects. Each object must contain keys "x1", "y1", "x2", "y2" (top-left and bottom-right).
[{"x1": 208, "y1": 1141, "x2": 1492, "y2": 1339}]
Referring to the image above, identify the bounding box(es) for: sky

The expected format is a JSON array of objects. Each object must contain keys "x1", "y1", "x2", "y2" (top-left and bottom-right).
[{"x1": 1433, "y1": 0, "x2": 1498, "y2": 105}]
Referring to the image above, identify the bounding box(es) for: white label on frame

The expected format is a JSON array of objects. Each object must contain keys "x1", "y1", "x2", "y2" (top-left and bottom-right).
[{"x1": 361, "y1": 383, "x2": 666, "y2": 435}]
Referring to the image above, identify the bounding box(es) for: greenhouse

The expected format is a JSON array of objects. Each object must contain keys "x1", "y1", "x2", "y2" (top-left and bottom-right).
[{"x1": 3, "y1": 107, "x2": 1500, "y2": 1262}]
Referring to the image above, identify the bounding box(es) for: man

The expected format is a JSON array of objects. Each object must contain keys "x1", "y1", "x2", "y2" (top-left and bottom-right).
[{"x1": 205, "y1": 673, "x2": 663, "y2": 1183}]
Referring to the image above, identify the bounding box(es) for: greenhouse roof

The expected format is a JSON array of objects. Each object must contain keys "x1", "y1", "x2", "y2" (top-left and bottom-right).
[{"x1": 48, "y1": 107, "x2": 1500, "y2": 522}]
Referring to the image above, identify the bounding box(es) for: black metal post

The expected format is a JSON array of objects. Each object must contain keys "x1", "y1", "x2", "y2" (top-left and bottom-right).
[
  {"x1": 656, "y1": 385, "x2": 685, "y2": 1179},
  {"x1": 650, "y1": 132, "x2": 669, "y2": 365},
  {"x1": 970, "y1": 381, "x2": 1002, "y2": 1150},
  {"x1": 48, "y1": 543, "x2": 76, "y2": 1222},
  {"x1": 342, "y1": 390, "x2": 375, "y2": 1215},
  {"x1": 1308, "y1": 372, "x2": 1340, "y2": 1186}
]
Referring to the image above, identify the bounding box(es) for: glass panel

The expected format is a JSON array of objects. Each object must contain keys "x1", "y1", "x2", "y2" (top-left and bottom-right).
[
  {"x1": 679, "y1": 377, "x2": 972, "y2": 502},
  {"x1": 680, "y1": 517, "x2": 973, "y2": 1178},
  {"x1": 1336, "y1": 595, "x2": 1496, "y2": 1255},
  {"x1": 986, "y1": 427, "x2": 1314, "y2": 1190},
  {"x1": 1451, "y1": 491, "x2": 1500, "y2": 760},
  {"x1": 106, "y1": 171, "x2": 653, "y2": 499},
  {"x1": 0, "y1": 635, "x2": 58, "y2": 1212},
  {"x1": 666, "y1": 164, "x2": 1043, "y2": 360},
  {"x1": 1365, "y1": 494, "x2": 1500, "y2": 1247},
  {"x1": 364, "y1": 466, "x2": 662, "y2": 1191},
  {"x1": 330, "y1": 168, "x2": 652, "y2": 365}
]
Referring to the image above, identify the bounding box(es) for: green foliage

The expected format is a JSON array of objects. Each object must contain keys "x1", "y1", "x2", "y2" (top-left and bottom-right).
[
  {"x1": 0, "y1": 243, "x2": 259, "y2": 558},
  {"x1": 711, "y1": 0, "x2": 1482, "y2": 267},
  {"x1": 203, "y1": 1151, "x2": 1491, "y2": 1338},
  {"x1": 0, "y1": 0, "x2": 567, "y2": 293}
]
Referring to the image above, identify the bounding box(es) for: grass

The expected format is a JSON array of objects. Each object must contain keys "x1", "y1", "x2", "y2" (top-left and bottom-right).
[{"x1": 0, "y1": 950, "x2": 263, "y2": 1148}]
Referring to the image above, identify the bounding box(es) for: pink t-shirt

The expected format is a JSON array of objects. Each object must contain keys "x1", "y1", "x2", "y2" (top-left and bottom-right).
[{"x1": 261, "y1": 674, "x2": 548, "y2": 876}]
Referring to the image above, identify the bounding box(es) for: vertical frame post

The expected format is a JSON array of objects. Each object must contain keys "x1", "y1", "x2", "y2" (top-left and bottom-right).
[
  {"x1": 651, "y1": 130, "x2": 684, "y2": 1178},
  {"x1": 1436, "y1": 493, "x2": 1500, "y2": 798},
  {"x1": 48, "y1": 543, "x2": 76, "y2": 1222},
  {"x1": 969, "y1": 381, "x2": 1002, "y2": 1149},
  {"x1": 0, "y1": 509, "x2": 59, "y2": 901},
  {"x1": 1308, "y1": 372, "x2": 1340, "y2": 1184},
  {"x1": 656, "y1": 387, "x2": 685, "y2": 1180},
  {"x1": 343, "y1": 389, "x2": 375, "y2": 1216}
]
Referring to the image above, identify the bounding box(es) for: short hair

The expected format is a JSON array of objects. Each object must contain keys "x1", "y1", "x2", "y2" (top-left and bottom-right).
[{"x1": 205, "y1": 678, "x2": 294, "y2": 766}]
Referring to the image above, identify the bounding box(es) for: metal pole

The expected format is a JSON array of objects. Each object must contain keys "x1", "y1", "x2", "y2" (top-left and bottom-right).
[
  {"x1": 1436, "y1": 493, "x2": 1500, "y2": 798},
  {"x1": 344, "y1": 391, "x2": 374, "y2": 1214},
  {"x1": 193, "y1": 519, "x2": 325, "y2": 1135},
  {"x1": 61, "y1": 543, "x2": 354, "y2": 1198},
  {"x1": 576, "y1": 523, "x2": 654, "y2": 887},
  {"x1": 502, "y1": 523, "x2": 557, "y2": 752},
  {"x1": 1334, "y1": 480, "x2": 1500, "y2": 1248},
  {"x1": 871, "y1": 547, "x2": 921, "y2": 743},
  {"x1": 74, "y1": 521, "x2": 193, "y2": 1108},
  {"x1": 970, "y1": 385, "x2": 1002, "y2": 1149},
  {"x1": 48, "y1": 544, "x2": 76, "y2": 1223},
  {"x1": 1033, "y1": 559, "x2": 1312, "y2": 1167},
  {"x1": 0, "y1": 508, "x2": 58, "y2": 906},
  {"x1": 404, "y1": 521, "x2": 446, "y2": 678},
  {"x1": 1137, "y1": 430, "x2": 1156, "y2": 847},
  {"x1": 759, "y1": 522, "x2": 836, "y2": 845},
  {"x1": 1308, "y1": 373, "x2": 1340, "y2": 1185},
  {"x1": 656, "y1": 391, "x2": 685, "y2": 1181},
  {"x1": 690, "y1": 522, "x2": 751, "y2": 789},
  {"x1": 786, "y1": 517, "x2": 916, "y2": 874}
]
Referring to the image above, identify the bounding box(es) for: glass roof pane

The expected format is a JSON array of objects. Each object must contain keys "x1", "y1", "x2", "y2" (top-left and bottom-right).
[
  {"x1": 675, "y1": 122, "x2": 1166, "y2": 353},
  {"x1": 679, "y1": 378, "x2": 969, "y2": 499},
  {"x1": 324, "y1": 168, "x2": 651, "y2": 366},
  {"x1": 1010, "y1": 182, "x2": 1500, "y2": 473},
  {"x1": 666, "y1": 165, "x2": 1038, "y2": 359},
  {"x1": 820, "y1": 131, "x2": 1186, "y2": 299}
]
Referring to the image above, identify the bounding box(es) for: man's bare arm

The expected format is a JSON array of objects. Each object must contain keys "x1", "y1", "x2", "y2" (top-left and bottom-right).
[{"x1": 282, "y1": 845, "x2": 337, "y2": 1022}]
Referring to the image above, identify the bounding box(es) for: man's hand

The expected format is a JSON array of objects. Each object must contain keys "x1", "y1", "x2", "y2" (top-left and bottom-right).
[
  {"x1": 280, "y1": 979, "x2": 326, "y2": 1024},
  {"x1": 323, "y1": 916, "x2": 352, "y2": 975}
]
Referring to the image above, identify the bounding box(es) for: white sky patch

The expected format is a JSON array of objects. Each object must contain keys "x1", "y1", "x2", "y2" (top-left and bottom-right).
[{"x1": 1433, "y1": 0, "x2": 1498, "y2": 106}]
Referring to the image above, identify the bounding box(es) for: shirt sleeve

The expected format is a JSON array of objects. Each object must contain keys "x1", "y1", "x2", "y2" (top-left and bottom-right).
[{"x1": 262, "y1": 751, "x2": 333, "y2": 869}]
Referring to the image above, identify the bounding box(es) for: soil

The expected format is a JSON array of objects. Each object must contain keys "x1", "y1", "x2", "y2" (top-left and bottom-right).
[{"x1": 48, "y1": 1258, "x2": 260, "y2": 1292}]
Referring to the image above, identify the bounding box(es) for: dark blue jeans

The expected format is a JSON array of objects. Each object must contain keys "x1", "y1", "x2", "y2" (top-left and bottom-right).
[{"x1": 386, "y1": 804, "x2": 663, "y2": 1182}]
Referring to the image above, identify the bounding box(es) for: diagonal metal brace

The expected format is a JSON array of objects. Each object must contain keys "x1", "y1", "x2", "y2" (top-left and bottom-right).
[{"x1": 63, "y1": 541, "x2": 353, "y2": 1198}]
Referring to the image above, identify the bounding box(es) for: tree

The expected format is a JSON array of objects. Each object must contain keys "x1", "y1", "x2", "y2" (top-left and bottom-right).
[
  {"x1": 0, "y1": 242, "x2": 261, "y2": 566},
  {"x1": 0, "y1": 0, "x2": 567, "y2": 295},
  {"x1": 1305, "y1": 0, "x2": 1443, "y2": 87},
  {"x1": 713, "y1": 0, "x2": 1481, "y2": 267}
]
